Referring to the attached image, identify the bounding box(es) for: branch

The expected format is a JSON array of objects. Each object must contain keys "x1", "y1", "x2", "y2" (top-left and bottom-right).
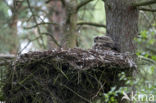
[
  {"x1": 60, "y1": 0, "x2": 66, "y2": 6},
  {"x1": 138, "y1": 55, "x2": 156, "y2": 65},
  {"x1": 139, "y1": 8, "x2": 156, "y2": 12},
  {"x1": 45, "y1": 0, "x2": 66, "y2": 6},
  {"x1": 18, "y1": 35, "x2": 44, "y2": 54},
  {"x1": 76, "y1": 0, "x2": 93, "y2": 12},
  {"x1": 45, "y1": 0, "x2": 51, "y2": 4},
  {"x1": 41, "y1": 32, "x2": 61, "y2": 47},
  {"x1": 26, "y1": 0, "x2": 40, "y2": 32},
  {"x1": 77, "y1": 21, "x2": 106, "y2": 28},
  {"x1": 102, "y1": 0, "x2": 106, "y2": 2},
  {"x1": 132, "y1": 0, "x2": 156, "y2": 7},
  {"x1": 0, "y1": 54, "x2": 16, "y2": 66},
  {"x1": 23, "y1": 22, "x2": 57, "y2": 29},
  {"x1": 0, "y1": 54, "x2": 15, "y2": 59},
  {"x1": 0, "y1": 61, "x2": 12, "y2": 66},
  {"x1": 26, "y1": 0, "x2": 46, "y2": 49}
]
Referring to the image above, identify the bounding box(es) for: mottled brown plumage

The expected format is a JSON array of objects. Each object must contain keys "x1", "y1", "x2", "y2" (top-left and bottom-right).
[{"x1": 92, "y1": 36, "x2": 116, "y2": 51}]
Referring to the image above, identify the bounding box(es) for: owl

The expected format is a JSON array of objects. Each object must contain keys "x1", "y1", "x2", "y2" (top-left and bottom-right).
[{"x1": 92, "y1": 36, "x2": 115, "y2": 51}]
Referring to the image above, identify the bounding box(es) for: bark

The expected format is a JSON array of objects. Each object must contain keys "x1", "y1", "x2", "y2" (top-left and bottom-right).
[
  {"x1": 105, "y1": 0, "x2": 139, "y2": 102},
  {"x1": 105, "y1": 0, "x2": 138, "y2": 53}
]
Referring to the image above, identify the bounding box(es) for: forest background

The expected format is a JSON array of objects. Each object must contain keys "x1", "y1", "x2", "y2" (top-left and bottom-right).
[{"x1": 0, "y1": 0, "x2": 156, "y2": 102}]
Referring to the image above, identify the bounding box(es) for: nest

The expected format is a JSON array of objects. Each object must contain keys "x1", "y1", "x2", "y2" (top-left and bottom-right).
[{"x1": 3, "y1": 48, "x2": 136, "y2": 103}]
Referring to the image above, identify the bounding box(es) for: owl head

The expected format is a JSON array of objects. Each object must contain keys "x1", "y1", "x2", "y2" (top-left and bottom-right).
[{"x1": 93, "y1": 36, "x2": 115, "y2": 51}]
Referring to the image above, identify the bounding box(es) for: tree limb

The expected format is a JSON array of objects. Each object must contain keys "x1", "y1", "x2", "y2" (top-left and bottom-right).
[
  {"x1": 0, "y1": 54, "x2": 16, "y2": 60},
  {"x1": 132, "y1": 0, "x2": 156, "y2": 7},
  {"x1": 0, "y1": 54, "x2": 16, "y2": 66},
  {"x1": 60, "y1": 0, "x2": 66, "y2": 6},
  {"x1": 26, "y1": 0, "x2": 46, "y2": 49},
  {"x1": 23, "y1": 22, "x2": 57, "y2": 29},
  {"x1": 139, "y1": 8, "x2": 156, "y2": 12},
  {"x1": 45, "y1": 0, "x2": 66, "y2": 6},
  {"x1": 76, "y1": 0, "x2": 93, "y2": 12},
  {"x1": 0, "y1": 61, "x2": 12, "y2": 66},
  {"x1": 41, "y1": 32, "x2": 61, "y2": 47},
  {"x1": 18, "y1": 35, "x2": 44, "y2": 54},
  {"x1": 77, "y1": 21, "x2": 106, "y2": 28}
]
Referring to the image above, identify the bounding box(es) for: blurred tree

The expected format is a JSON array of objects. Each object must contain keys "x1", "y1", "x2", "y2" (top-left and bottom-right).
[
  {"x1": 46, "y1": 0, "x2": 78, "y2": 49},
  {"x1": 2, "y1": 0, "x2": 24, "y2": 54}
]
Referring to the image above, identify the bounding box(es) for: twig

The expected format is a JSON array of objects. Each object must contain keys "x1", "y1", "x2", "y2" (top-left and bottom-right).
[
  {"x1": 77, "y1": 21, "x2": 106, "y2": 28},
  {"x1": 76, "y1": 0, "x2": 94, "y2": 12},
  {"x1": 45, "y1": 0, "x2": 51, "y2": 4},
  {"x1": 18, "y1": 35, "x2": 44, "y2": 54},
  {"x1": 139, "y1": 8, "x2": 156, "y2": 12},
  {"x1": 132, "y1": 0, "x2": 156, "y2": 7},
  {"x1": 80, "y1": 26, "x2": 105, "y2": 34},
  {"x1": 92, "y1": 83, "x2": 104, "y2": 100},
  {"x1": 138, "y1": 55, "x2": 156, "y2": 64},
  {"x1": 26, "y1": 0, "x2": 46, "y2": 49},
  {"x1": 140, "y1": 11, "x2": 153, "y2": 28},
  {"x1": 0, "y1": 54, "x2": 15, "y2": 59},
  {"x1": 0, "y1": 61, "x2": 12, "y2": 66},
  {"x1": 0, "y1": 54, "x2": 16, "y2": 66},
  {"x1": 23, "y1": 22, "x2": 57, "y2": 29},
  {"x1": 46, "y1": 0, "x2": 66, "y2": 6},
  {"x1": 61, "y1": 84, "x2": 91, "y2": 103},
  {"x1": 26, "y1": 0, "x2": 40, "y2": 33},
  {"x1": 60, "y1": 0, "x2": 66, "y2": 6},
  {"x1": 41, "y1": 32, "x2": 61, "y2": 47}
]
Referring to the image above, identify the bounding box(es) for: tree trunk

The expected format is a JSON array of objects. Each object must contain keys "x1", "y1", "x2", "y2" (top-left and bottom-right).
[
  {"x1": 105, "y1": 0, "x2": 138, "y2": 53},
  {"x1": 9, "y1": 1, "x2": 19, "y2": 54},
  {"x1": 47, "y1": 1, "x2": 66, "y2": 49},
  {"x1": 105, "y1": 0, "x2": 138, "y2": 102},
  {"x1": 61, "y1": 0, "x2": 78, "y2": 49},
  {"x1": 47, "y1": 0, "x2": 78, "y2": 49}
]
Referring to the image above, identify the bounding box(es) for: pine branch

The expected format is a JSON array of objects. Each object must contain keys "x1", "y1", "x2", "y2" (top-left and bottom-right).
[
  {"x1": 139, "y1": 8, "x2": 156, "y2": 12},
  {"x1": 132, "y1": 0, "x2": 156, "y2": 7},
  {"x1": 77, "y1": 21, "x2": 106, "y2": 28}
]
